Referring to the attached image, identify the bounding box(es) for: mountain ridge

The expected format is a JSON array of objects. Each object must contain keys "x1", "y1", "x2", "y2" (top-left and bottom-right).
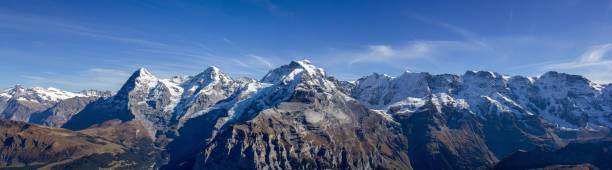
[{"x1": 1, "y1": 60, "x2": 611, "y2": 169}]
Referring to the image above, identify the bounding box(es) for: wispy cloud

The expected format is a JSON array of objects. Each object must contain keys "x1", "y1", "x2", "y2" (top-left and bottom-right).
[
  {"x1": 76, "y1": 31, "x2": 168, "y2": 47},
  {"x1": 544, "y1": 44, "x2": 612, "y2": 70},
  {"x1": 0, "y1": 12, "x2": 92, "y2": 32},
  {"x1": 0, "y1": 12, "x2": 243, "y2": 81},
  {"x1": 222, "y1": 37, "x2": 234, "y2": 44},
  {"x1": 88, "y1": 68, "x2": 131, "y2": 77},
  {"x1": 607, "y1": 1, "x2": 612, "y2": 14},
  {"x1": 249, "y1": 0, "x2": 293, "y2": 17},
  {"x1": 21, "y1": 75, "x2": 99, "y2": 89},
  {"x1": 350, "y1": 43, "x2": 430, "y2": 64},
  {"x1": 136, "y1": 48, "x2": 216, "y2": 61},
  {"x1": 21, "y1": 75, "x2": 46, "y2": 81},
  {"x1": 410, "y1": 15, "x2": 489, "y2": 48},
  {"x1": 0, "y1": 11, "x2": 166, "y2": 48},
  {"x1": 231, "y1": 59, "x2": 249, "y2": 67},
  {"x1": 20, "y1": 68, "x2": 133, "y2": 91},
  {"x1": 347, "y1": 40, "x2": 488, "y2": 66},
  {"x1": 543, "y1": 43, "x2": 612, "y2": 83},
  {"x1": 248, "y1": 54, "x2": 274, "y2": 68}
]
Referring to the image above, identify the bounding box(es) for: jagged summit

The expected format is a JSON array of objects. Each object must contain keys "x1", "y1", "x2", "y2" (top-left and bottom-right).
[
  {"x1": 293, "y1": 59, "x2": 327, "y2": 77},
  {"x1": 261, "y1": 59, "x2": 327, "y2": 84},
  {"x1": 135, "y1": 67, "x2": 158, "y2": 80},
  {"x1": 118, "y1": 68, "x2": 155, "y2": 85},
  {"x1": 1, "y1": 84, "x2": 25, "y2": 93},
  {"x1": 367, "y1": 72, "x2": 394, "y2": 78},
  {"x1": 198, "y1": 66, "x2": 221, "y2": 76},
  {"x1": 136, "y1": 67, "x2": 154, "y2": 76},
  {"x1": 187, "y1": 66, "x2": 231, "y2": 86},
  {"x1": 118, "y1": 68, "x2": 159, "y2": 93},
  {"x1": 11, "y1": 84, "x2": 23, "y2": 90},
  {"x1": 463, "y1": 70, "x2": 509, "y2": 81},
  {"x1": 539, "y1": 70, "x2": 594, "y2": 85}
]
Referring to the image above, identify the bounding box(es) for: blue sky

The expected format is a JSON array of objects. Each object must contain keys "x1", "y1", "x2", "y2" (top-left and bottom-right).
[{"x1": 1, "y1": 0, "x2": 612, "y2": 91}]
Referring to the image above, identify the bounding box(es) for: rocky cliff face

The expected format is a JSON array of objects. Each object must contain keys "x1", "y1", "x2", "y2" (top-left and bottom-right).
[{"x1": 192, "y1": 60, "x2": 412, "y2": 169}]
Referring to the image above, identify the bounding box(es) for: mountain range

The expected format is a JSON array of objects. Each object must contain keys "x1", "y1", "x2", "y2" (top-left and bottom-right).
[{"x1": 1, "y1": 60, "x2": 611, "y2": 169}]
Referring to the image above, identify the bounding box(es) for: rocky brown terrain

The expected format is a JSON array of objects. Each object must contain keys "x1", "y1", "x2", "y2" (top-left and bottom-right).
[
  {"x1": 0, "y1": 118, "x2": 162, "y2": 169},
  {"x1": 492, "y1": 139, "x2": 612, "y2": 170}
]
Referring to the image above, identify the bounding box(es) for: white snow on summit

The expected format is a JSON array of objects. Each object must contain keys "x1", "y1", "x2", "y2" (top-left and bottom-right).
[{"x1": 0, "y1": 85, "x2": 106, "y2": 103}]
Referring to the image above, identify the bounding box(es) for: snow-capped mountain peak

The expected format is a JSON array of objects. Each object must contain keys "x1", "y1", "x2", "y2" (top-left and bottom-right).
[
  {"x1": 261, "y1": 59, "x2": 326, "y2": 85},
  {"x1": 186, "y1": 66, "x2": 231, "y2": 86},
  {"x1": 0, "y1": 85, "x2": 105, "y2": 103},
  {"x1": 134, "y1": 68, "x2": 159, "y2": 88},
  {"x1": 116, "y1": 68, "x2": 159, "y2": 95},
  {"x1": 293, "y1": 59, "x2": 326, "y2": 77},
  {"x1": 0, "y1": 85, "x2": 112, "y2": 122},
  {"x1": 136, "y1": 67, "x2": 154, "y2": 77},
  {"x1": 0, "y1": 85, "x2": 18, "y2": 99}
]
